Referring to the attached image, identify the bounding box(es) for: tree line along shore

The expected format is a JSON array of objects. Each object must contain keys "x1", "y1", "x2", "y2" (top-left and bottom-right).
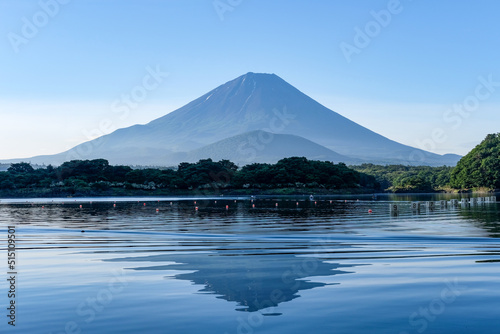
[{"x1": 0, "y1": 134, "x2": 498, "y2": 198}]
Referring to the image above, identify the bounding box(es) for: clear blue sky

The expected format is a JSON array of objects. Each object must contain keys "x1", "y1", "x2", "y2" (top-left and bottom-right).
[{"x1": 1, "y1": 0, "x2": 499, "y2": 159}]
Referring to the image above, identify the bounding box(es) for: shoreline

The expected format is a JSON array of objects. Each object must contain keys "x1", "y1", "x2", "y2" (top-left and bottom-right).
[{"x1": 0, "y1": 187, "x2": 496, "y2": 199}]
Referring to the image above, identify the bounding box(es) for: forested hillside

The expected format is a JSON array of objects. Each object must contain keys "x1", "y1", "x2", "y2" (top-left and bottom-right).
[
  {"x1": 450, "y1": 133, "x2": 500, "y2": 190},
  {"x1": 351, "y1": 164, "x2": 452, "y2": 192},
  {"x1": 1, "y1": 133, "x2": 498, "y2": 197},
  {"x1": 0, "y1": 157, "x2": 379, "y2": 197}
]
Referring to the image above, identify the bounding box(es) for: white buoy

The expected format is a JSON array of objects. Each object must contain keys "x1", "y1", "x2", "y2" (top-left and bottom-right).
[{"x1": 390, "y1": 204, "x2": 399, "y2": 215}]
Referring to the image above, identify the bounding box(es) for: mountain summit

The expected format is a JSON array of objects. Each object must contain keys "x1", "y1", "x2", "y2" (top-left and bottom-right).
[{"x1": 5, "y1": 72, "x2": 460, "y2": 166}]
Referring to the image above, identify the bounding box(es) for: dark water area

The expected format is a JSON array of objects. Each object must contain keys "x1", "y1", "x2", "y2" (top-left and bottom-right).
[{"x1": 0, "y1": 195, "x2": 499, "y2": 333}]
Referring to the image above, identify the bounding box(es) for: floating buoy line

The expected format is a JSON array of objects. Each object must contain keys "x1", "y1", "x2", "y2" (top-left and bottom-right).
[{"x1": 2, "y1": 196, "x2": 496, "y2": 216}]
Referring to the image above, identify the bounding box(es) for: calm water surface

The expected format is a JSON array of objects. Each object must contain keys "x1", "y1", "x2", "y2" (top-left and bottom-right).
[{"x1": 0, "y1": 195, "x2": 499, "y2": 333}]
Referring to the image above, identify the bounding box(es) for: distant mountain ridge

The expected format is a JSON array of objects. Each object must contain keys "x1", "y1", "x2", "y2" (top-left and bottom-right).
[
  {"x1": 3, "y1": 72, "x2": 461, "y2": 166},
  {"x1": 171, "y1": 130, "x2": 359, "y2": 165}
]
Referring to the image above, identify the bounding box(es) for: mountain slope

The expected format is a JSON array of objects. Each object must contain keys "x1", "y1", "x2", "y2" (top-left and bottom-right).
[
  {"x1": 171, "y1": 130, "x2": 358, "y2": 165},
  {"x1": 3, "y1": 72, "x2": 461, "y2": 166}
]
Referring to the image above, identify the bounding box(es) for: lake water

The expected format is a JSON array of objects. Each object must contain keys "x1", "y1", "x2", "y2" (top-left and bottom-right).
[{"x1": 1, "y1": 194, "x2": 499, "y2": 333}]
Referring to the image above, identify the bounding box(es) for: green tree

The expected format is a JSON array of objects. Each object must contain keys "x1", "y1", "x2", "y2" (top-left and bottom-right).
[
  {"x1": 8, "y1": 162, "x2": 34, "y2": 174},
  {"x1": 450, "y1": 133, "x2": 500, "y2": 189},
  {"x1": 57, "y1": 159, "x2": 110, "y2": 182},
  {"x1": 176, "y1": 159, "x2": 237, "y2": 189}
]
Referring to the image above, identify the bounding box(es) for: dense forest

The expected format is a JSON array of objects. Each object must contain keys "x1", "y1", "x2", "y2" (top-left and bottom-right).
[
  {"x1": 351, "y1": 164, "x2": 453, "y2": 192},
  {"x1": 0, "y1": 157, "x2": 380, "y2": 197},
  {"x1": 449, "y1": 133, "x2": 500, "y2": 190},
  {"x1": 1, "y1": 134, "x2": 498, "y2": 197},
  {"x1": 353, "y1": 133, "x2": 500, "y2": 192}
]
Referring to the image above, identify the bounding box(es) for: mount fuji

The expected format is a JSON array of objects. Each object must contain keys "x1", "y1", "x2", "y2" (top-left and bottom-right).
[{"x1": 5, "y1": 72, "x2": 461, "y2": 166}]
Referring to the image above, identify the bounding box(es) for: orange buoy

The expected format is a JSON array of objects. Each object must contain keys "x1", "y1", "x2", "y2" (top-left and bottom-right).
[{"x1": 368, "y1": 209, "x2": 373, "y2": 214}]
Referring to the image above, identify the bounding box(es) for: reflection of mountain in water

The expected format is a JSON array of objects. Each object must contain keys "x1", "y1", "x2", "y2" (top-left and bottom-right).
[{"x1": 108, "y1": 249, "x2": 354, "y2": 313}]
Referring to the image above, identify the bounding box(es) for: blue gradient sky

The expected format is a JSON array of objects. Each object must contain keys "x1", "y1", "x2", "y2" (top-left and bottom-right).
[{"x1": 1, "y1": 0, "x2": 499, "y2": 159}]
